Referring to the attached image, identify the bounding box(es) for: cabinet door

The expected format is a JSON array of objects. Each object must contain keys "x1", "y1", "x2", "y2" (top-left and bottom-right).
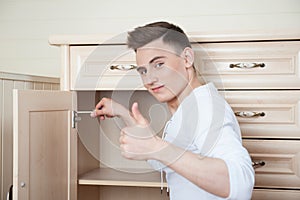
[{"x1": 13, "y1": 90, "x2": 77, "y2": 200}]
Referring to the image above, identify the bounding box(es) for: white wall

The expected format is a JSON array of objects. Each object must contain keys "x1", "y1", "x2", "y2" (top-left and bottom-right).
[{"x1": 0, "y1": 0, "x2": 299, "y2": 78}]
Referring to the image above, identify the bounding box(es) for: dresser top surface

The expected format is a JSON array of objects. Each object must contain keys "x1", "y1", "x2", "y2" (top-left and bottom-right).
[{"x1": 49, "y1": 29, "x2": 300, "y2": 45}]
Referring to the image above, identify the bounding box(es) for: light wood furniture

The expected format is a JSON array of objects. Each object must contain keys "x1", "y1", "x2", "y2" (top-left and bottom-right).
[
  {"x1": 193, "y1": 35, "x2": 300, "y2": 199},
  {"x1": 0, "y1": 72, "x2": 59, "y2": 200},
  {"x1": 13, "y1": 90, "x2": 76, "y2": 200},
  {"x1": 193, "y1": 36, "x2": 300, "y2": 198},
  {"x1": 12, "y1": 31, "x2": 300, "y2": 200}
]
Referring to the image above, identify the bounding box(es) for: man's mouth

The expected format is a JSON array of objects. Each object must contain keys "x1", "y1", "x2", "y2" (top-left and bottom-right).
[{"x1": 151, "y1": 85, "x2": 164, "y2": 93}]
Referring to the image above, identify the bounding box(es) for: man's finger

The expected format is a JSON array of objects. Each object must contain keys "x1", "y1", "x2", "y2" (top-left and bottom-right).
[{"x1": 131, "y1": 102, "x2": 148, "y2": 125}]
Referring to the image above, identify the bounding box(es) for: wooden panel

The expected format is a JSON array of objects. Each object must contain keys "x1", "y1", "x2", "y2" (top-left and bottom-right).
[
  {"x1": 13, "y1": 81, "x2": 25, "y2": 90},
  {"x1": 0, "y1": 72, "x2": 59, "y2": 84},
  {"x1": 70, "y1": 46, "x2": 144, "y2": 90},
  {"x1": 24, "y1": 81, "x2": 34, "y2": 90},
  {"x1": 51, "y1": 83, "x2": 60, "y2": 90},
  {"x1": 78, "y1": 185, "x2": 99, "y2": 200},
  {"x1": 76, "y1": 91, "x2": 100, "y2": 176},
  {"x1": 94, "y1": 91, "x2": 168, "y2": 170},
  {"x1": 79, "y1": 184, "x2": 170, "y2": 200},
  {"x1": 99, "y1": 186, "x2": 169, "y2": 200},
  {"x1": 79, "y1": 168, "x2": 166, "y2": 187},
  {"x1": 194, "y1": 41, "x2": 300, "y2": 89},
  {"x1": 13, "y1": 90, "x2": 76, "y2": 200},
  {"x1": 29, "y1": 111, "x2": 69, "y2": 199},
  {"x1": 252, "y1": 189, "x2": 300, "y2": 200},
  {"x1": 221, "y1": 90, "x2": 300, "y2": 138},
  {"x1": 243, "y1": 140, "x2": 300, "y2": 189},
  {"x1": 2, "y1": 80, "x2": 14, "y2": 200},
  {"x1": 43, "y1": 83, "x2": 52, "y2": 90},
  {"x1": 33, "y1": 82, "x2": 43, "y2": 90}
]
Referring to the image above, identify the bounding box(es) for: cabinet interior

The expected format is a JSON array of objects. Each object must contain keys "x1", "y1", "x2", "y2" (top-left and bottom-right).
[{"x1": 76, "y1": 90, "x2": 170, "y2": 198}]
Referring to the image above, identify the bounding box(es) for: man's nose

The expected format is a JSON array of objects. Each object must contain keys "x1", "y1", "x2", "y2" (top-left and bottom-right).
[{"x1": 143, "y1": 73, "x2": 158, "y2": 85}]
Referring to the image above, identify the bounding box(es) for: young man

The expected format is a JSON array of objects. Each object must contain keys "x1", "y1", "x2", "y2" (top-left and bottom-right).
[{"x1": 92, "y1": 22, "x2": 255, "y2": 200}]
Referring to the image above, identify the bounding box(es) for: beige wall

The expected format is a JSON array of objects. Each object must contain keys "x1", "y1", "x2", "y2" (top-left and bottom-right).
[{"x1": 0, "y1": 0, "x2": 299, "y2": 78}]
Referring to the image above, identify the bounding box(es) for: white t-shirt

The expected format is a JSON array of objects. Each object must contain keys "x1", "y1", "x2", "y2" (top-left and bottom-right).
[{"x1": 148, "y1": 83, "x2": 255, "y2": 200}]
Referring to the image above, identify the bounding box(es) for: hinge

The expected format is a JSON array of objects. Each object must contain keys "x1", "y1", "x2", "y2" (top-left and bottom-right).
[{"x1": 72, "y1": 111, "x2": 81, "y2": 129}]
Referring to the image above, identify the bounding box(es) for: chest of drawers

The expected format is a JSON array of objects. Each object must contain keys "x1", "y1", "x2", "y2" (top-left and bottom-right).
[{"x1": 193, "y1": 38, "x2": 300, "y2": 199}]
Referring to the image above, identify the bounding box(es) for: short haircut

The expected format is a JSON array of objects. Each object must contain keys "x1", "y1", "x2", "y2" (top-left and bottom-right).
[{"x1": 127, "y1": 21, "x2": 191, "y2": 54}]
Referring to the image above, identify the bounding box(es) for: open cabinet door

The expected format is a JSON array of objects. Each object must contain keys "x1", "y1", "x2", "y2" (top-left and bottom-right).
[{"x1": 13, "y1": 90, "x2": 77, "y2": 200}]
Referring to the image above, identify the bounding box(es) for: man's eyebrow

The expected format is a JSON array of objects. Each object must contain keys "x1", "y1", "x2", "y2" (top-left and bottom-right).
[{"x1": 149, "y1": 56, "x2": 166, "y2": 64}]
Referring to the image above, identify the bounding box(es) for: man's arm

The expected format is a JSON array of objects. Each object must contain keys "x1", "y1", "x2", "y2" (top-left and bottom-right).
[
  {"x1": 152, "y1": 139, "x2": 230, "y2": 198},
  {"x1": 120, "y1": 103, "x2": 254, "y2": 199}
]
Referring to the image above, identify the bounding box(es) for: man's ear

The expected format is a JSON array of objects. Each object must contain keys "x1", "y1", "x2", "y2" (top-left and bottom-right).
[{"x1": 183, "y1": 47, "x2": 194, "y2": 68}]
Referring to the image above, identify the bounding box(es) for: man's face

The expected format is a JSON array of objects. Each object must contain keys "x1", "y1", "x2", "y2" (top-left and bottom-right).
[{"x1": 136, "y1": 39, "x2": 189, "y2": 103}]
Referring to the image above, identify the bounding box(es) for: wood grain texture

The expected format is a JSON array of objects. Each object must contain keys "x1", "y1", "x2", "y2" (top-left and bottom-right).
[{"x1": 0, "y1": 72, "x2": 59, "y2": 200}]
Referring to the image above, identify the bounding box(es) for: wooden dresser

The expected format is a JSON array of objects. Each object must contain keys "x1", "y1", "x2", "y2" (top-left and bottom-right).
[
  {"x1": 12, "y1": 31, "x2": 300, "y2": 200},
  {"x1": 191, "y1": 34, "x2": 300, "y2": 199}
]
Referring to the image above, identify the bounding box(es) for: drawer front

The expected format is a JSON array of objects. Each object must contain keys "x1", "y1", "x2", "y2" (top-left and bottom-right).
[
  {"x1": 70, "y1": 46, "x2": 144, "y2": 90},
  {"x1": 221, "y1": 91, "x2": 300, "y2": 139},
  {"x1": 243, "y1": 140, "x2": 300, "y2": 189},
  {"x1": 252, "y1": 189, "x2": 300, "y2": 200},
  {"x1": 194, "y1": 41, "x2": 300, "y2": 89}
]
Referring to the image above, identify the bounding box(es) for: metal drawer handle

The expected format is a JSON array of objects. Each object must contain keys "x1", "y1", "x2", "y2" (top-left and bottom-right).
[
  {"x1": 235, "y1": 111, "x2": 265, "y2": 118},
  {"x1": 229, "y1": 63, "x2": 265, "y2": 69},
  {"x1": 252, "y1": 161, "x2": 265, "y2": 169},
  {"x1": 110, "y1": 64, "x2": 137, "y2": 71}
]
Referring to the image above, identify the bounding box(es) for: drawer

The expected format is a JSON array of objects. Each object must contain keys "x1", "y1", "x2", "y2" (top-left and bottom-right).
[
  {"x1": 193, "y1": 41, "x2": 300, "y2": 89},
  {"x1": 221, "y1": 90, "x2": 300, "y2": 139},
  {"x1": 243, "y1": 140, "x2": 300, "y2": 189},
  {"x1": 252, "y1": 189, "x2": 300, "y2": 200},
  {"x1": 70, "y1": 45, "x2": 143, "y2": 90}
]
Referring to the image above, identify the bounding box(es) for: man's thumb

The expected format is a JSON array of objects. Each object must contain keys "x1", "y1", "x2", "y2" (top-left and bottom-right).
[{"x1": 131, "y1": 102, "x2": 148, "y2": 125}]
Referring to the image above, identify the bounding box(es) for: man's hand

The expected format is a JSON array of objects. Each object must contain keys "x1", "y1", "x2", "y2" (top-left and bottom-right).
[
  {"x1": 119, "y1": 102, "x2": 165, "y2": 160},
  {"x1": 91, "y1": 97, "x2": 135, "y2": 126}
]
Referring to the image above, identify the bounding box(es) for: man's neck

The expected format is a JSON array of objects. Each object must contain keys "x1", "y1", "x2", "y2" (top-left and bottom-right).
[{"x1": 167, "y1": 75, "x2": 202, "y2": 114}]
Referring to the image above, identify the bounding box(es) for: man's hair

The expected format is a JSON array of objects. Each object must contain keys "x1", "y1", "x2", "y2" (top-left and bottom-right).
[{"x1": 127, "y1": 21, "x2": 191, "y2": 54}]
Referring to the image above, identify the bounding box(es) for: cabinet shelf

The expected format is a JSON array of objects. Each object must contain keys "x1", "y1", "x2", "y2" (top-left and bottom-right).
[{"x1": 78, "y1": 168, "x2": 167, "y2": 188}]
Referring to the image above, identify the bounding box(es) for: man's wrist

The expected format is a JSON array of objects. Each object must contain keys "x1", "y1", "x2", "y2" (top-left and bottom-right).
[{"x1": 118, "y1": 108, "x2": 135, "y2": 126}]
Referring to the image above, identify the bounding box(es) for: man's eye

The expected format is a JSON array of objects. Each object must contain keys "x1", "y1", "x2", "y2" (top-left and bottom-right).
[
  {"x1": 137, "y1": 67, "x2": 147, "y2": 75},
  {"x1": 154, "y1": 63, "x2": 164, "y2": 68}
]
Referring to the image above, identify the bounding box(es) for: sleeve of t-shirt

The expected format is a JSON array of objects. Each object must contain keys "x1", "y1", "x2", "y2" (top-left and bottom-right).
[
  {"x1": 208, "y1": 123, "x2": 255, "y2": 200},
  {"x1": 192, "y1": 90, "x2": 254, "y2": 199}
]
